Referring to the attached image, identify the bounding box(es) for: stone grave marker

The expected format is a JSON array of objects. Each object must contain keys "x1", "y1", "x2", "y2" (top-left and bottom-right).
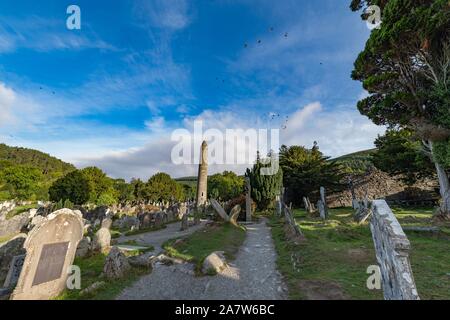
[
  {"x1": 245, "y1": 177, "x2": 252, "y2": 222},
  {"x1": 370, "y1": 200, "x2": 420, "y2": 300},
  {"x1": 210, "y1": 199, "x2": 230, "y2": 222},
  {"x1": 3, "y1": 254, "x2": 25, "y2": 290},
  {"x1": 10, "y1": 209, "x2": 84, "y2": 300},
  {"x1": 180, "y1": 213, "x2": 188, "y2": 231},
  {"x1": 320, "y1": 186, "x2": 328, "y2": 218},
  {"x1": 317, "y1": 200, "x2": 326, "y2": 220},
  {"x1": 229, "y1": 205, "x2": 241, "y2": 227}
]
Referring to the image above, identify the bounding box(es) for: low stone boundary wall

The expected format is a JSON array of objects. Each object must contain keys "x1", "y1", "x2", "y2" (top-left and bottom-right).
[{"x1": 370, "y1": 200, "x2": 420, "y2": 300}]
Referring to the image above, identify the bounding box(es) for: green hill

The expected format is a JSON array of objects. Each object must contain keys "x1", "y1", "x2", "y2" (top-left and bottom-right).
[
  {"x1": 0, "y1": 143, "x2": 76, "y2": 200},
  {"x1": 0, "y1": 143, "x2": 75, "y2": 176},
  {"x1": 331, "y1": 149, "x2": 376, "y2": 174}
]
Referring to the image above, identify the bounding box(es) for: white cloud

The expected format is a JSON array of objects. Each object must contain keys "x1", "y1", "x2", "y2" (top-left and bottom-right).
[
  {"x1": 0, "y1": 83, "x2": 16, "y2": 126},
  {"x1": 71, "y1": 102, "x2": 385, "y2": 180}
]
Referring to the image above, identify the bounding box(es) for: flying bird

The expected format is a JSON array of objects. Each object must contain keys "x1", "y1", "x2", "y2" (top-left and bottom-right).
[{"x1": 284, "y1": 32, "x2": 288, "y2": 38}]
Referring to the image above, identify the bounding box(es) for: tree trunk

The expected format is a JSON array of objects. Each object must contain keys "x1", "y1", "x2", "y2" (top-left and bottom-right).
[{"x1": 430, "y1": 140, "x2": 450, "y2": 217}]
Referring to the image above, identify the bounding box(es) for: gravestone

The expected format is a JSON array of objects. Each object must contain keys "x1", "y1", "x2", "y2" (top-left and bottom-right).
[
  {"x1": 3, "y1": 254, "x2": 25, "y2": 290},
  {"x1": 317, "y1": 200, "x2": 326, "y2": 220},
  {"x1": 179, "y1": 203, "x2": 187, "y2": 220},
  {"x1": 370, "y1": 200, "x2": 419, "y2": 300},
  {"x1": 154, "y1": 212, "x2": 163, "y2": 228},
  {"x1": 10, "y1": 209, "x2": 84, "y2": 300},
  {"x1": 210, "y1": 199, "x2": 230, "y2": 222},
  {"x1": 93, "y1": 227, "x2": 111, "y2": 252},
  {"x1": 245, "y1": 177, "x2": 252, "y2": 222},
  {"x1": 320, "y1": 187, "x2": 328, "y2": 218},
  {"x1": 180, "y1": 213, "x2": 188, "y2": 231},
  {"x1": 303, "y1": 197, "x2": 309, "y2": 212},
  {"x1": 275, "y1": 196, "x2": 282, "y2": 216},
  {"x1": 229, "y1": 205, "x2": 241, "y2": 227}
]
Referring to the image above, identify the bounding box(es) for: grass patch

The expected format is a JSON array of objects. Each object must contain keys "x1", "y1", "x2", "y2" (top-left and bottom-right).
[
  {"x1": 0, "y1": 233, "x2": 16, "y2": 244},
  {"x1": 110, "y1": 230, "x2": 121, "y2": 239},
  {"x1": 270, "y1": 207, "x2": 450, "y2": 300},
  {"x1": 6, "y1": 204, "x2": 36, "y2": 219},
  {"x1": 163, "y1": 222, "x2": 246, "y2": 273},
  {"x1": 56, "y1": 252, "x2": 150, "y2": 300}
]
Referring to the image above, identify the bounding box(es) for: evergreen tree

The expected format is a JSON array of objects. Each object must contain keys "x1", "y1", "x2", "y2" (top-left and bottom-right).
[
  {"x1": 350, "y1": 0, "x2": 450, "y2": 215},
  {"x1": 245, "y1": 153, "x2": 283, "y2": 210}
]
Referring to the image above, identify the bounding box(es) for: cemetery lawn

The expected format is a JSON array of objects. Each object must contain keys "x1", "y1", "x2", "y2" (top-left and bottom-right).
[
  {"x1": 270, "y1": 207, "x2": 450, "y2": 300},
  {"x1": 163, "y1": 222, "x2": 246, "y2": 274},
  {"x1": 56, "y1": 252, "x2": 151, "y2": 300}
]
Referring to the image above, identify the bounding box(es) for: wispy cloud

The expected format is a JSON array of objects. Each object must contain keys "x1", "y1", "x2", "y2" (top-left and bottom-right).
[
  {"x1": 0, "y1": 16, "x2": 114, "y2": 53},
  {"x1": 134, "y1": 0, "x2": 192, "y2": 31}
]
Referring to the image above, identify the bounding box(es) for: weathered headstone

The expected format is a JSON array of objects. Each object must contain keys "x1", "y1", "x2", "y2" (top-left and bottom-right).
[
  {"x1": 93, "y1": 227, "x2": 111, "y2": 252},
  {"x1": 180, "y1": 213, "x2": 188, "y2": 231},
  {"x1": 75, "y1": 237, "x2": 91, "y2": 258},
  {"x1": 317, "y1": 200, "x2": 326, "y2": 220},
  {"x1": 210, "y1": 199, "x2": 230, "y2": 222},
  {"x1": 103, "y1": 246, "x2": 130, "y2": 279},
  {"x1": 178, "y1": 203, "x2": 187, "y2": 220},
  {"x1": 0, "y1": 233, "x2": 26, "y2": 286},
  {"x1": 245, "y1": 177, "x2": 252, "y2": 222},
  {"x1": 229, "y1": 205, "x2": 241, "y2": 227},
  {"x1": 154, "y1": 212, "x2": 163, "y2": 228},
  {"x1": 275, "y1": 196, "x2": 282, "y2": 216},
  {"x1": 303, "y1": 197, "x2": 309, "y2": 212},
  {"x1": 11, "y1": 209, "x2": 83, "y2": 300},
  {"x1": 370, "y1": 200, "x2": 420, "y2": 300},
  {"x1": 101, "y1": 217, "x2": 112, "y2": 230},
  {"x1": 3, "y1": 254, "x2": 25, "y2": 289},
  {"x1": 320, "y1": 187, "x2": 328, "y2": 218}
]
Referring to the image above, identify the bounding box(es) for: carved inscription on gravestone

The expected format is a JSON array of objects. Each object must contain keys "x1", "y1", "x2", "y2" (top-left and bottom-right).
[{"x1": 32, "y1": 242, "x2": 69, "y2": 286}]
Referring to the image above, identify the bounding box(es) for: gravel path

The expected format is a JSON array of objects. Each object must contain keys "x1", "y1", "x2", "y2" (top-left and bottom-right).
[
  {"x1": 117, "y1": 219, "x2": 208, "y2": 252},
  {"x1": 117, "y1": 218, "x2": 287, "y2": 300}
]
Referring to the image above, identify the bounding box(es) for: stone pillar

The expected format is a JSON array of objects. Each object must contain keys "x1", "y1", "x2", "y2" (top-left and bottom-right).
[
  {"x1": 196, "y1": 141, "x2": 208, "y2": 208},
  {"x1": 245, "y1": 177, "x2": 252, "y2": 222},
  {"x1": 320, "y1": 186, "x2": 328, "y2": 218}
]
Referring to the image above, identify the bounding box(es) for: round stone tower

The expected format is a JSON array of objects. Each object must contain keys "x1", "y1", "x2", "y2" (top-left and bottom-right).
[{"x1": 196, "y1": 140, "x2": 208, "y2": 207}]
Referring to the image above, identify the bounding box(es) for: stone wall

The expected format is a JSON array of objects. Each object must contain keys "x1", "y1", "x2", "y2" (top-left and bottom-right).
[
  {"x1": 370, "y1": 200, "x2": 420, "y2": 300},
  {"x1": 328, "y1": 169, "x2": 438, "y2": 208}
]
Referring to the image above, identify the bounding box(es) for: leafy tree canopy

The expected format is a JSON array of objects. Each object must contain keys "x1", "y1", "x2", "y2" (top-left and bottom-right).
[
  {"x1": 49, "y1": 170, "x2": 91, "y2": 205},
  {"x1": 208, "y1": 171, "x2": 244, "y2": 201},
  {"x1": 279, "y1": 143, "x2": 346, "y2": 206},
  {"x1": 351, "y1": 0, "x2": 450, "y2": 143},
  {"x1": 372, "y1": 129, "x2": 435, "y2": 184}
]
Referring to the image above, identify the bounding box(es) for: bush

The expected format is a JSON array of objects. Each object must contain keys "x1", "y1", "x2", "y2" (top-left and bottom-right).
[
  {"x1": 96, "y1": 192, "x2": 117, "y2": 206},
  {"x1": 49, "y1": 170, "x2": 91, "y2": 205}
]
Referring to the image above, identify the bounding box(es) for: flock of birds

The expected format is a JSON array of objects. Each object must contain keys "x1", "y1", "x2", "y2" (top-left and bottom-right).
[
  {"x1": 215, "y1": 26, "x2": 317, "y2": 131},
  {"x1": 243, "y1": 27, "x2": 289, "y2": 48},
  {"x1": 27, "y1": 27, "x2": 323, "y2": 134}
]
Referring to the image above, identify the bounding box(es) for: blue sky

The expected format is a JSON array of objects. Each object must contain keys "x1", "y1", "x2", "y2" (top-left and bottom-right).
[{"x1": 0, "y1": 0, "x2": 385, "y2": 179}]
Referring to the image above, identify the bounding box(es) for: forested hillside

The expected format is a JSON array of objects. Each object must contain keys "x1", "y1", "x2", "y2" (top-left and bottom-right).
[{"x1": 0, "y1": 143, "x2": 75, "y2": 200}]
